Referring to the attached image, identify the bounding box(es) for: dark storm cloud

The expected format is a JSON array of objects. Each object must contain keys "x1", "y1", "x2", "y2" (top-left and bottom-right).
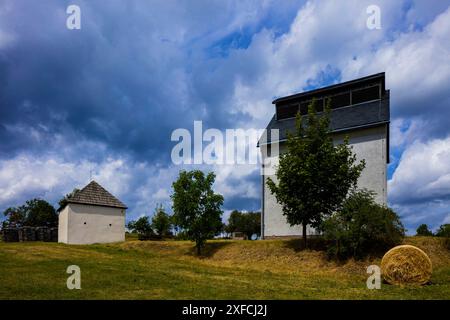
[
  {"x1": 0, "y1": 0, "x2": 300, "y2": 219},
  {"x1": 222, "y1": 171, "x2": 261, "y2": 211},
  {"x1": 0, "y1": 0, "x2": 280, "y2": 162}
]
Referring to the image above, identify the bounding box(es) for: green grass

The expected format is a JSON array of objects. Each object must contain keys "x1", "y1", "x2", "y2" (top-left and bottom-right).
[{"x1": 0, "y1": 237, "x2": 449, "y2": 299}]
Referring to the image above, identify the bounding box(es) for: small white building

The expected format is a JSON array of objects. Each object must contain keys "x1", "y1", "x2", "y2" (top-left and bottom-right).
[{"x1": 58, "y1": 181, "x2": 127, "y2": 244}]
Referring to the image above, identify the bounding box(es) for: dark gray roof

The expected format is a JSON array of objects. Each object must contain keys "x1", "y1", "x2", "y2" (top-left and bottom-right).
[
  {"x1": 67, "y1": 181, "x2": 127, "y2": 209},
  {"x1": 260, "y1": 95, "x2": 390, "y2": 145},
  {"x1": 272, "y1": 72, "x2": 386, "y2": 104}
]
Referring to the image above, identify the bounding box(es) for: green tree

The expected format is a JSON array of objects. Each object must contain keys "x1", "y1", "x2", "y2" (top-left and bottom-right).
[
  {"x1": 3, "y1": 199, "x2": 57, "y2": 228},
  {"x1": 435, "y1": 224, "x2": 450, "y2": 237},
  {"x1": 416, "y1": 224, "x2": 433, "y2": 236},
  {"x1": 151, "y1": 204, "x2": 172, "y2": 237},
  {"x1": 2, "y1": 207, "x2": 26, "y2": 228},
  {"x1": 322, "y1": 189, "x2": 405, "y2": 259},
  {"x1": 225, "y1": 210, "x2": 261, "y2": 239},
  {"x1": 58, "y1": 188, "x2": 80, "y2": 209},
  {"x1": 225, "y1": 210, "x2": 242, "y2": 235},
  {"x1": 171, "y1": 170, "x2": 224, "y2": 255},
  {"x1": 127, "y1": 216, "x2": 153, "y2": 238},
  {"x1": 267, "y1": 100, "x2": 365, "y2": 247}
]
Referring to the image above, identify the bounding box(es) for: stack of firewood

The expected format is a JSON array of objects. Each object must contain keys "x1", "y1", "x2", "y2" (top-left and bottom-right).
[
  {"x1": 2, "y1": 227, "x2": 58, "y2": 242},
  {"x1": 35, "y1": 227, "x2": 51, "y2": 242},
  {"x1": 50, "y1": 227, "x2": 58, "y2": 242},
  {"x1": 1, "y1": 228, "x2": 19, "y2": 242},
  {"x1": 18, "y1": 227, "x2": 36, "y2": 242}
]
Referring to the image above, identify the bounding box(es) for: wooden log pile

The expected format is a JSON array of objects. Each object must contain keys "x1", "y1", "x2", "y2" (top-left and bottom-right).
[
  {"x1": 1, "y1": 228, "x2": 19, "y2": 242},
  {"x1": 1, "y1": 227, "x2": 57, "y2": 242},
  {"x1": 18, "y1": 227, "x2": 36, "y2": 242},
  {"x1": 50, "y1": 227, "x2": 58, "y2": 242},
  {"x1": 35, "y1": 227, "x2": 50, "y2": 242}
]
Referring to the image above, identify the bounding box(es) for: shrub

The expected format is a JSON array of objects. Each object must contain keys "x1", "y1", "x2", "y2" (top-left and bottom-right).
[
  {"x1": 435, "y1": 224, "x2": 450, "y2": 237},
  {"x1": 127, "y1": 216, "x2": 154, "y2": 240},
  {"x1": 444, "y1": 238, "x2": 450, "y2": 251},
  {"x1": 416, "y1": 224, "x2": 433, "y2": 236},
  {"x1": 151, "y1": 204, "x2": 172, "y2": 237},
  {"x1": 174, "y1": 231, "x2": 190, "y2": 240},
  {"x1": 137, "y1": 232, "x2": 157, "y2": 241},
  {"x1": 3, "y1": 199, "x2": 57, "y2": 228},
  {"x1": 225, "y1": 210, "x2": 261, "y2": 239},
  {"x1": 436, "y1": 224, "x2": 450, "y2": 251},
  {"x1": 322, "y1": 189, "x2": 405, "y2": 260}
]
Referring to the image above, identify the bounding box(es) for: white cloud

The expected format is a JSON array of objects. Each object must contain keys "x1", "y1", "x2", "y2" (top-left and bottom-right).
[
  {"x1": 346, "y1": 6, "x2": 450, "y2": 122},
  {"x1": 443, "y1": 214, "x2": 450, "y2": 224},
  {"x1": 0, "y1": 153, "x2": 150, "y2": 218},
  {"x1": 389, "y1": 136, "x2": 450, "y2": 204},
  {"x1": 222, "y1": 1, "x2": 450, "y2": 132},
  {"x1": 213, "y1": 164, "x2": 260, "y2": 199},
  {"x1": 153, "y1": 188, "x2": 170, "y2": 201},
  {"x1": 390, "y1": 118, "x2": 428, "y2": 148},
  {"x1": 0, "y1": 155, "x2": 90, "y2": 204}
]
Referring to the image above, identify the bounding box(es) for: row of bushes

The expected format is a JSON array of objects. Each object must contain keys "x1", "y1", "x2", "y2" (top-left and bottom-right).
[{"x1": 416, "y1": 223, "x2": 450, "y2": 237}]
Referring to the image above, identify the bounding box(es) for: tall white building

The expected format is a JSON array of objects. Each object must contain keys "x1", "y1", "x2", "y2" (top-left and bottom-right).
[{"x1": 259, "y1": 73, "x2": 389, "y2": 239}]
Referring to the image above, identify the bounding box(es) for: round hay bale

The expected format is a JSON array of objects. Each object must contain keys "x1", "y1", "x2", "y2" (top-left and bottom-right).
[{"x1": 381, "y1": 245, "x2": 432, "y2": 286}]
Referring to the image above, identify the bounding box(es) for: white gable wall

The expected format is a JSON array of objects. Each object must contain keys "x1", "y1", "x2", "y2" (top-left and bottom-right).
[
  {"x1": 261, "y1": 125, "x2": 388, "y2": 238},
  {"x1": 58, "y1": 206, "x2": 69, "y2": 243},
  {"x1": 59, "y1": 203, "x2": 125, "y2": 244}
]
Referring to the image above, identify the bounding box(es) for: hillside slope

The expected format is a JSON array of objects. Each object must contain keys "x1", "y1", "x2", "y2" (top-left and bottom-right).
[{"x1": 0, "y1": 236, "x2": 449, "y2": 299}]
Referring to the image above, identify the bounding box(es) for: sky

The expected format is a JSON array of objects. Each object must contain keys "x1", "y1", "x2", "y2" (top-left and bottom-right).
[{"x1": 1, "y1": 0, "x2": 450, "y2": 234}]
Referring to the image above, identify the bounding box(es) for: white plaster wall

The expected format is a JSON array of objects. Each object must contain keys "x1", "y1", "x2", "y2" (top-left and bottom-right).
[
  {"x1": 262, "y1": 143, "x2": 317, "y2": 237},
  {"x1": 333, "y1": 126, "x2": 387, "y2": 205},
  {"x1": 58, "y1": 206, "x2": 69, "y2": 243},
  {"x1": 66, "y1": 203, "x2": 125, "y2": 244},
  {"x1": 261, "y1": 125, "x2": 388, "y2": 238}
]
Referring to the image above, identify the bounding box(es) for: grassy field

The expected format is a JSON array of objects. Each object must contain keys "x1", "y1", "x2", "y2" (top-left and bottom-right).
[{"x1": 0, "y1": 236, "x2": 449, "y2": 299}]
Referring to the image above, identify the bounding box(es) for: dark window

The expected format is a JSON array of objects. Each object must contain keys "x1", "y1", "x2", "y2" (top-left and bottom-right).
[
  {"x1": 277, "y1": 104, "x2": 299, "y2": 119},
  {"x1": 352, "y1": 85, "x2": 380, "y2": 104},
  {"x1": 84, "y1": 222, "x2": 87, "y2": 225},
  {"x1": 299, "y1": 101, "x2": 309, "y2": 115},
  {"x1": 329, "y1": 92, "x2": 351, "y2": 109},
  {"x1": 299, "y1": 99, "x2": 323, "y2": 114},
  {"x1": 314, "y1": 99, "x2": 324, "y2": 112}
]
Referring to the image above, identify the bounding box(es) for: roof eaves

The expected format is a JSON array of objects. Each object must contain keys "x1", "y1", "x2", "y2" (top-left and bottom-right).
[
  {"x1": 67, "y1": 199, "x2": 128, "y2": 210},
  {"x1": 272, "y1": 72, "x2": 385, "y2": 104}
]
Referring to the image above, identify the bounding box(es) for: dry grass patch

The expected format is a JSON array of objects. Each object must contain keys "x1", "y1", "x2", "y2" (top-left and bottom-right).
[
  {"x1": 0, "y1": 242, "x2": 114, "y2": 262},
  {"x1": 1, "y1": 236, "x2": 449, "y2": 299},
  {"x1": 404, "y1": 237, "x2": 450, "y2": 268},
  {"x1": 118, "y1": 237, "x2": 450, "y2": 278}
]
